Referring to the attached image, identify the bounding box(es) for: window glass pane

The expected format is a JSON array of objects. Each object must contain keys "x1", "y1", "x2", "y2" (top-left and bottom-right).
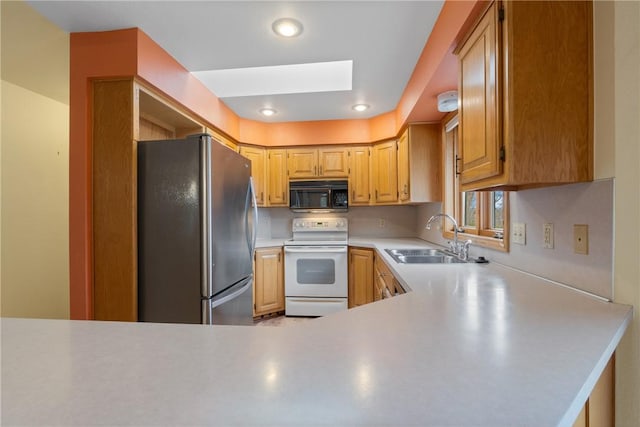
[
  {"x1": 491, "y1": 191, "x2": 504, "y2": 230},
  {"x1": 462, "y1": 192, "x2": 477, "y2": 227}
]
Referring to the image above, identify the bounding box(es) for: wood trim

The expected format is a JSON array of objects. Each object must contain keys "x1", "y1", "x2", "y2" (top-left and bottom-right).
[{"x1": 92, "y1": 79, "x2": 138, "y2": 321}]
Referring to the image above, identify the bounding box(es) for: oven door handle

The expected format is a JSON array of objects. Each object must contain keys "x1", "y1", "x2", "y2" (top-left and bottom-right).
[{"x1": 284, "y1": 246, "x2": 348, "y2": 254}]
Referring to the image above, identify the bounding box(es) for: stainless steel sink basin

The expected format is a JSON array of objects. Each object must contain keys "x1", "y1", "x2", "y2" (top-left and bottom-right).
[
  {"x1": 385, "y1": 249, "x2": 466, "y2": 264},
  {"x1": 386, "y1": 249, "x2": 445, "y2": 257}
]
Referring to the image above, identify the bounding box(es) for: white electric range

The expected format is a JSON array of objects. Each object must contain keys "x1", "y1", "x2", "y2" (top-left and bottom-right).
[{"x1": 284, "y1": 217, "x2": 348, "y2": 317}]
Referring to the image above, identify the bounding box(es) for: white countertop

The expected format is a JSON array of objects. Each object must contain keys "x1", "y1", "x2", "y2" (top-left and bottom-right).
[
  {"x1": 255, "y1": 238, "x2": 288, "y2": 248},
  {"x1": 2, "y1": 238, "x2": 632, "y2": 426}
]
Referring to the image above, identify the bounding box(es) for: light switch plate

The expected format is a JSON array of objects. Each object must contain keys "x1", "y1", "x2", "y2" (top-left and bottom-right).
[{"x1": 512, "y1": 222, "x2": 526, "y2": 245}]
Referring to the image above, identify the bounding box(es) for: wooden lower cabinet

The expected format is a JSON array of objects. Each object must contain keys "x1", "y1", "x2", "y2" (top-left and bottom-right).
[
  {"x1": 349, "y1": 248, "x2": 406, "y2": 307},
  {"x1": 348, "y1": 247, "x2": 374, "y2": 308},
  {"x1": 253, "y1": 247, "x2": 284, "y2": 317},
  {"x1": 572, "y1": 355, "x2": 615, "y2": 427},
  {"x1": 374, "y1": 253, "x2": 397, "y2": 300}
]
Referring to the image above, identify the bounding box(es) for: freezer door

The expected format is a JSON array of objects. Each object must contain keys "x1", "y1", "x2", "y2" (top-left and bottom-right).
[
  {"x1": 202, "y1": 276, "x2": 254, "y2": 325},
  {"x1": 202, "y1": 138, "x2": 254, "y2": 298}
]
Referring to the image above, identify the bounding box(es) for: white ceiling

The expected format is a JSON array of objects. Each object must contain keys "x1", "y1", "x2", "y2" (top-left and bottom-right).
[{"x1": 27, "y1": 1, "x2": 444, "y2": 123}]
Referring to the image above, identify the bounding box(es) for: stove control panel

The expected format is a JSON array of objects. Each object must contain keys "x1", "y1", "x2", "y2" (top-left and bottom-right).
[{"x1": 292, "y1": 218, "x2": 348, "y2": 232}]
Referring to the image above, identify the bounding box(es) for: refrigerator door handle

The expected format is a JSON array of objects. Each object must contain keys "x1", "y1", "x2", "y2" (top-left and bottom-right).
[
  {"x1": 245, "y1": 177, "x2": 258, "y2": 259},
  {"x1": 210, "y1": 278, "x2": 252, "y2": 309}
]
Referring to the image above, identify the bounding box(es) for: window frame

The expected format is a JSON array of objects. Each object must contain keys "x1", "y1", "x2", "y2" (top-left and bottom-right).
[{"x1": 441, "y1": 112, "x2": 510, "y2": 252}]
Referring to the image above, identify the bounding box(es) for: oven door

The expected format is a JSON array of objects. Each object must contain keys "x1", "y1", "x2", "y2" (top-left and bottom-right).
[{"x1": 284, "y1": 246, "x2": 348, "y2": 297}]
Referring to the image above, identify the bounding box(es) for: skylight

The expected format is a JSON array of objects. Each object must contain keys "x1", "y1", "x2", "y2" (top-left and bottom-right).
[{"x1": 192, "y1": 60, "x2": 353, "y2": 98}]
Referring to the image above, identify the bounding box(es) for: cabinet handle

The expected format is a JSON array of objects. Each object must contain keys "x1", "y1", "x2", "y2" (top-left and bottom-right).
[
  {"x1": 314, "y1": 165, "x2": 317, "y2": 175},
  {"x1": 455, "y1": 156, "x2": 462, "y2": 176},
  {"x1": 260, "y1": 191, "x2": 264, "y2": 202},
  {"x1": 375, "y1": 189, "x2": 378, "y2": 200},
  {"x1": 404, "y1": 184, "x2": 408, "y2": 195}
]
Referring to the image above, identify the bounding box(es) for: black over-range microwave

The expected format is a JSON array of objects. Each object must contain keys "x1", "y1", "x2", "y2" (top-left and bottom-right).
[{"x1": 289, "y1": 180, "x2": 348, "y2": 212}]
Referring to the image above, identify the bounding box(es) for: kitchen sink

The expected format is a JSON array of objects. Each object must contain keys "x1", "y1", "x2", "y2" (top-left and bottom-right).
[{"x1": 384, "y1": 249, "x2": 466, "y2": 264}]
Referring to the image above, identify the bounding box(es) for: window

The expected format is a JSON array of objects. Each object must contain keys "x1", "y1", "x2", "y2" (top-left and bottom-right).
[{"x1": 442, "y1": 113, "x2": 509, "y2": 251}]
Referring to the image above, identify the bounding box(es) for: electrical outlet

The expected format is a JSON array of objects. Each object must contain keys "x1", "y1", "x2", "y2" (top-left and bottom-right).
[
  {"x1": 512, "y1": 222, "x2": 526, "y2": 245},
  {"x1": 574, "y1": 224, "x2": 588, "y2": 255},
  {"x1": 543, "y1": 223, "x2": 554, "y2": 249},
  {"x1": 378, "y1": 218, "x2": 386, "y2": 228}
]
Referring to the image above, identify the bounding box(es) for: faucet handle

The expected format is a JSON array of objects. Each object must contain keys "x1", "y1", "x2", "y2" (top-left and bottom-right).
[{"x1": 459, "y1": 240, "x2": 473, "y2": 260}]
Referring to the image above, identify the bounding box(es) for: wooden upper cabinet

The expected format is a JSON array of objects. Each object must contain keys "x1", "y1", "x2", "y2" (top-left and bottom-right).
[
  {"x1": 239, "y1": 146, "x2": 266, "y2": 206},
  {"x1": 348, "y1": 146, "x2": 371, "y2": 205},
  {"x1": 318, "y1": 147, "x2": 349, "y2": 177},
  {"x1": 287, "y1": 148, "x2": 318, "y2": 178},
  {"x1": 397, "y1": 124, "x2": 441, "y2": 204},
  {"x1": 456, "y1": 0, "x2": 593, "y2": 191},
  {"x1": 267, "y1": 148, "x2": 288, "y2": 206},
  {"x1": 372, "y1": 140, "x2": 398, "y2": 203},
  {"x1": 287, "y1": 147, "x2": 349, "y2": 179},
  {"x1": 457, "y1": 3, "x2": 500, "y2": 186}
]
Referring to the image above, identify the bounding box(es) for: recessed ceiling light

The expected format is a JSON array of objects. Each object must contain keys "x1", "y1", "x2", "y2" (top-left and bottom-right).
[
  {"x1": 272, "y1": 18, "x2": 303, "y2": 38},
  {"x1": 260, "y1": 108, "x2": 277, "y2": 117},
  {"x1": 352, "y1": 104, "x2": 369, "y2": 112}
]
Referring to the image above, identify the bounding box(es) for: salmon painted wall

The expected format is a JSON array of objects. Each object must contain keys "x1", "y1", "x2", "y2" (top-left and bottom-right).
[
  {"x1": 69, "y1": 1, "x2": 481, "y2": 318},
  {"x1": 69, "y1": 29, "x2": 138, "y2": 319}
]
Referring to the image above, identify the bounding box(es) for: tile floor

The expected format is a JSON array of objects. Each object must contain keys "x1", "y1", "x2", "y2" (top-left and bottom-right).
[{"x1": 254, "y1": 314, "x2": 315, "y2": 327}]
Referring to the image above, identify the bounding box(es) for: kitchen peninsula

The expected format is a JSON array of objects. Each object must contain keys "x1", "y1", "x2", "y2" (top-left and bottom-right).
[{"x1": 2, "y1": 239, "x2": 631, "y2": 426}]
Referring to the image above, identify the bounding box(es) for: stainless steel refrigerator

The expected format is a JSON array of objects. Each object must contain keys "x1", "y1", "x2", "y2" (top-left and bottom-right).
[{"x1": 137, "y1": 134, "x2": 257, "y2": 325}]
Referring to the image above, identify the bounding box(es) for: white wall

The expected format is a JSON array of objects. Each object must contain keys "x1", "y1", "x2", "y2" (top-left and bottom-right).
[
  {"x1": 610, "y1": 1, "x2": 640, "y2": 424},
  {"x1": 0, "y1": 0, "x2": 70, "y2": 318},
  {"x1": 417, "y1": 180, "x2": 614, "y2": 300}
]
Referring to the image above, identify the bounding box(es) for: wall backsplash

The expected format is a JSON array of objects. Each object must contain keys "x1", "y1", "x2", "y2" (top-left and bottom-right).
[
  {"x1": 416, "y1": 179, "x2": 615, "y2": 300},
  {"x1": 258, "y1": 205, "x2": 418, "y2": 240}
]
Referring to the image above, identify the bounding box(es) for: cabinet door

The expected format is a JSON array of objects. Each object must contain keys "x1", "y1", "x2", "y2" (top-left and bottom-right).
[
  {"x1": 349, "y1": 146, "x2": 371, "y2": 205},
  {"x1": 348, "y1": 248, "x2": 374, "y2": 308},
  {"x1": 397, "y1": 130, "x2": 410, "y2": 202},
  {"x1": 318, "y1": 147, "x2": 349, "y2": 177},
  {"x1": 239, "y1": 146, "x2": 266, "y2": 206},
  {"x1": 253, "y1": 248, "x2": 284, "y2": 316},
  {"x1": 457, "y1": 2, "x2": 501, "y2": 185},
  {"x1": 372, "y1": 140, "x2": 398, "y2": 203},
  {"x1": 287, "y1": 148, "x2": 318, "y2": 178},
  {"x1": 267, "y1": 149, "x2": 288, "y2": 206}
]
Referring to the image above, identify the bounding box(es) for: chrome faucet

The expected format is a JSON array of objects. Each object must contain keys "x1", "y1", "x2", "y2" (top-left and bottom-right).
[{"x1": 426, "y1": 213, "x2": 472, "y2": 261}]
